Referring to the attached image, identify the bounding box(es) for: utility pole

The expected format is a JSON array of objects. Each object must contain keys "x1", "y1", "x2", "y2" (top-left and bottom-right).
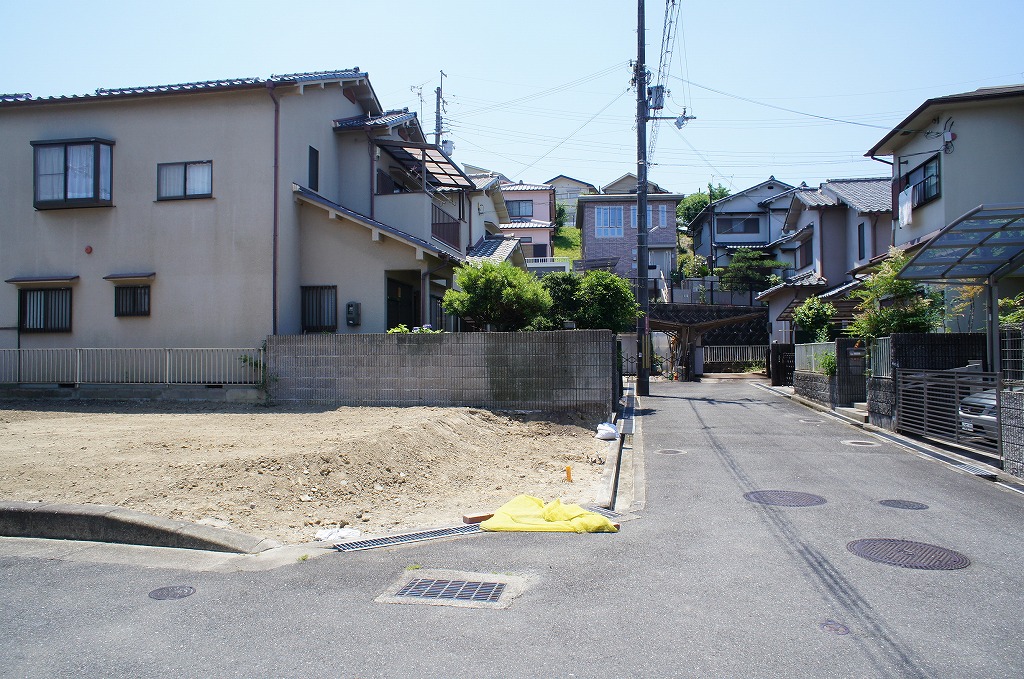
[
  {"x1": 635, "y1": 0, "x2": 650, "y2": 397},
  {"x1": 434, "y1": 70, "x2": 446, "y2": 146}
]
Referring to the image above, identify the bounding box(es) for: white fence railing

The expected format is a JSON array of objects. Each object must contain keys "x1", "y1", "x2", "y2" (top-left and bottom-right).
[
  {"x1": 0, "y1": 347, "x2": 264, "y2": 385},
  {"x1": 795, "y1": 342, "x2": 835, "y2": 374},
  {"x1": 703, "y1": 345, "x2": 769, "y2": 365},
  {"x1": 870, "y1": 337, "x2": 892, "y2": 378}
]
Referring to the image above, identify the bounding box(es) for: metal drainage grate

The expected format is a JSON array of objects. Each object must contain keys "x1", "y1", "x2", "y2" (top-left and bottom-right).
[
  {"x1": 334, "y1": 524, "x2": 481, "y2": 552},
  {"x1": 655, "y1": 449, "x2": 686, "y2": 455},
  {"x1": 148, "y1": 586, "x2": 195, "y2": 600},
  {"x1": 847, "y1": 539, "x2": 970, "y2": 570},
  {"x1": 397, "y1": 578, "x2": 505, "y2": 603},
  {"x1": 879, "y1": 499, "x2": 929, "y2": 510},
  {"x1": 956, "y1": 463, "x2": 998, "y2": 480},
  {"x1": 586, "y1": 506, "x2": 622, "y2": 519},
  {"x1": 841, "y1": 439, "x2": 882, "y2": 447},
  {"x1": 744, "y1": 490, "x2": 827, "y2": 507},
  {"x1": 799, "y1": 418, "x2": 824, "y2": 424}
]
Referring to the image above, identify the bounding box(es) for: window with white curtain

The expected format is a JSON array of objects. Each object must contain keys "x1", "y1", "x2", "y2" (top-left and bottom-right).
[
  {"x1": 157, "y1": 160, "x2": 213, "y2": 199},
  {"x1": 32, "y1": 138, "x2": 114, "y2": 208}
]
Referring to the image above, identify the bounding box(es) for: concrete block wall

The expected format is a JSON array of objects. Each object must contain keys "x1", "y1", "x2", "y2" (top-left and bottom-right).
[
  {"x1": 867, "y1": 377, "x2": 896, "y2": 430},
  {"x1": 266, "y1": 330, "x2": 615, "y2": 414},
  {"x1": 1002, "y1": 389, "x2": 1024, "y2": 478},
  {"x1": 793, "y1": 370, "x2": 834, "y2": 408}
]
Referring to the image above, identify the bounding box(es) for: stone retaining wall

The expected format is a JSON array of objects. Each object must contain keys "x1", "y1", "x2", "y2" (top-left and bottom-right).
[
  {"x1": 867, "y1": 377, "x2": 896, "y2": 430},
  {"x1": 793, "y1": 370, "x2": 834, "y2": 408}
]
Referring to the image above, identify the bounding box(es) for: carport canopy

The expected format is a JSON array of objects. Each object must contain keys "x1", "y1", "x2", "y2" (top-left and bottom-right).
[
  {"x1": 897, "y1": 203, "x2": 1024, "y2": 373},
  {"x1": 898, "y1": 204, "x2": 1024, "y2": 284}
]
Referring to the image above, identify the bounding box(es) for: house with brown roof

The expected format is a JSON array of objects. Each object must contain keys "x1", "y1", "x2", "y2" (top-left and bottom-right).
[{"x1": 0, "y1": 69, "x2": 473, "y2": 350}]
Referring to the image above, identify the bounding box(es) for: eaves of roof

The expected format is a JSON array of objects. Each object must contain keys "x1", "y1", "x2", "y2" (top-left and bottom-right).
[
  {"x1": 333, "y1": 108, "x2": 417, "y2": 130},
  {"x1": 291, "y1": 184, "x2": 463, "y2": 261},
  {"x1": 866, "y1": 84, "x2": 1024, "y2": 157},
  {"x1": 756, "y1": 270, "x2": 827, "y2": 300},
  {"x1": 501, "y1": 182, "x2": 554, "y2": 192},
  {"x1": 544, "y1": 174, "x2": 597, "y2": 191},
  {"x1": 0, "y1": 69, "x2": 369, "y2": 108},
  {"x1": 500, "y1": 219, "x2": 553, "y2": 230}
]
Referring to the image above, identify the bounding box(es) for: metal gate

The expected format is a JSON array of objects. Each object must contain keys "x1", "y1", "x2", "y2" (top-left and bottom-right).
[{"x1": 897, "y1": 369, "x2": 1001, "y2": 460}]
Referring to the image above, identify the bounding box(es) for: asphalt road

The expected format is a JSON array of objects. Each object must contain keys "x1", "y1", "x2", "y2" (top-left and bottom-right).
[{"x1": 2, "y1": 378, "x2": 1022, "y2": 678}]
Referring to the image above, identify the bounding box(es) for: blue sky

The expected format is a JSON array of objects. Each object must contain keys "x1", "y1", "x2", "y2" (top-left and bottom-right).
[{"x1": 4, "y1": 0, "x2": 1023, "y2": 195}]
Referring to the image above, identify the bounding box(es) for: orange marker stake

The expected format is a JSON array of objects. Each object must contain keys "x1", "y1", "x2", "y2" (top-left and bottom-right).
[{"x1": 565, "y1": 465, "x2": 573, "y2": 483}]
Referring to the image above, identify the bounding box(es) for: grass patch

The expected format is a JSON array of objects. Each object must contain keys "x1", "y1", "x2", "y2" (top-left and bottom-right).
[{"x1": 553, "y1": 227, "x2": 581, "y2": 262}]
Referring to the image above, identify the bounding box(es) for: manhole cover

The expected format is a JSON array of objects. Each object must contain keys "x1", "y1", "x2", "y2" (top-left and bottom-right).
[
  {"x1": 841, "y1": 440, "x2": 881, "y2": 447},
  {"x1": 743, "y1": 490, "x2": 827, "y2": 507},
  {"x1": 847, "y1": 539, "x2": 970, "y2": 570},
  {"x1": 819, "y1": 620, "x2": 850, "y2": 635},
  {"x1": 148, "y1": 586, "x2": 196, "y2": 600},
  {"x1": 655, "y1": 449, "x2": 686, "y2": 455},
  {"x1": 879, "y1": 500, "x2": 929, "y2": 510}
]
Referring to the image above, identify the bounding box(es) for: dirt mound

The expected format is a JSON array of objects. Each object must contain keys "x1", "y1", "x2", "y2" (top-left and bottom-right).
[{"x1": 0, "y1": 402, "x2": 608, "y2": 544}]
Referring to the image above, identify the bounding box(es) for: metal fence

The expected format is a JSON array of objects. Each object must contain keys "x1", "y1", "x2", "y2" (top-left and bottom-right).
[
  {"x1": 703, "y1": 345, "x2": 768, "y2": 366},
  {"x1": 673, "y1": 278, "x2": 766, "y2": 307},
  {"x1": 795, "y1": 342, "x2": 835, "y2": 374},
  {"x1": 1002, "y1": 324, "x2": 1023, "y2": 385},
  {"x1": 870, "y1": 337, "x2": 893, "y2": 378},
  {"x1": 0, "y1": 347, "x2": 264, "y2": 385}
]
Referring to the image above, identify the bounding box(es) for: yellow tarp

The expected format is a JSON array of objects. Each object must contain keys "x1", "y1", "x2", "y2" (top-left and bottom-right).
[{"x1": 479, "y1": 495, "x2": 619, "y2": 533}]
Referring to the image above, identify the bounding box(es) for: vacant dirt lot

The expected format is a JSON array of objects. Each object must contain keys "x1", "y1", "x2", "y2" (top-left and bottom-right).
[{"x1": 0, "y1": 401, "x2": 608, "y2": 545}]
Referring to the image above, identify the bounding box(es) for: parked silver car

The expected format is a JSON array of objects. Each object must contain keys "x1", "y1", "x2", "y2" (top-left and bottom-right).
[{"x1": 958, "y1": 389, "x2": 998, "y2": 440}]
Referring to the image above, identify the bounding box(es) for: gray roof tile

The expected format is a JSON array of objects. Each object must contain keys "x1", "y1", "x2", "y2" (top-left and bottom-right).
[
  {"x1": 501, "y1": 182, "x2": 553, "y2": 192},
  {"x1": 823, "y1": 178, "x2": 892, "y2": 213},
  {"x1": 467, "y1": 236, "x2": 520, "y2": 263},
  {"x1": 334, "y1": 108, "x2": 416, "y2": 130}
]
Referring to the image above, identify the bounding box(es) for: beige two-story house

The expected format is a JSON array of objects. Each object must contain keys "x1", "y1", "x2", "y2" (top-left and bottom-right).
[{"x1": 0, "y1": 69, "x2": 473, "y2": 350}]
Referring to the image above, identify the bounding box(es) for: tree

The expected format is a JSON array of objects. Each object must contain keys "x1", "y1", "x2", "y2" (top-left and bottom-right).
[
  {"x1": 554, "y1": 203, "x2": 568, "y2": 233},
  {"x1": 539, "y1": 270, "x2": 641, "y2": 333},
  {"x1": 792, "y1": 295, "x2": 837, "y2": 343},
  {"x1": 845, "y1": 248, "x2": 943, "y2": 341},
  {"x1": 714, "y1": 248, "x2": 787, "y2": 293},
  {"x1": 575, "y1": 270, "x2": 642, "y2": 332},
  {"x1": 442, "y1": 261, "x2": 551, "y2": 331},
  {"x1": 999, "y1": 292, "x2": 1024, "y2": 325},
  {"x1": 676, "y1": 183, "x2": 730, "y2": 232}
]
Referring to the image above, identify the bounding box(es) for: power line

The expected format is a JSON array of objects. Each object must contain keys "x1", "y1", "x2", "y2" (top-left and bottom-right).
[{"x1": 670, "y1": 75, "x2": 895, "y2": 129}]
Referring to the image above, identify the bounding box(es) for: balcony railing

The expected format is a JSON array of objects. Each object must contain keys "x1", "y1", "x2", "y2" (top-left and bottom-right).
[{"x1": 431, "y1": 204, "x2": 460, "y2": 249}]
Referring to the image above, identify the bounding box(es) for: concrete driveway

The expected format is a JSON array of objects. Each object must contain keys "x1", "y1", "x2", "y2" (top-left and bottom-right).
[{"x1": 1, "y1": 378, "x2": 1022, "y2": 677}]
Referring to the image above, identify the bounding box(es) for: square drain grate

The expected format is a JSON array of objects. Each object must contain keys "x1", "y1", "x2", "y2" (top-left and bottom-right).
[
  {"x1": 334, "y1": 524, "x2": 481, "y2": 552},
  {"x1": 397, "y1": 578, "x2": 505, "y2": 603},
  {"x1": 377, "y1": 569, "x2": 528, "y2": 609}
]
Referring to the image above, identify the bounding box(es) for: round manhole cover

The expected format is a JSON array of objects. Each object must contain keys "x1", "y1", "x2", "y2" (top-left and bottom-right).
[
  {"x1": 847, "y1": 539, "x2": 970, "y2": 570},
  {"x1": 149, "y1": 586, "x2": 196, "y2": 600},
  {"x1": 841, "y1": 439, "x2": 881, "y2": 447},
  {"x1": 743, "y1": 490, "x2": 827, "y2": 507},
  {"x1": 879, "y1": 499, "x2": 929, "y2": 510},
  {"x1": 655, "y1": 449, "x2": 686, "y2": 455}
]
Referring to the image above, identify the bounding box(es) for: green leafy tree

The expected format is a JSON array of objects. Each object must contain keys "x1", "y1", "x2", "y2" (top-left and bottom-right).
[
  {"x1": 999, "y1": 292, "x2": 1024, "y2": 325},
  {"x1": 538, "y1": 270, "x2": 641, "y2": 332},
  {"x1": 554, "y1": 203, "x2": 568, "y2": 233},
  {"x1": 442, "y1": 261, "x2": 551, "y2": 331},
  {"x1": 845, "y1": 248, "x2": 943, "y2": 341},
  {"x1": 676, "y1": 183, "x2": 730, "y2": 231},
  {"x1": 539, "y1": 271, "x2": 581, "y2": 329},
  {"x1": 792, "y1": 295, "x2": 837, "y2": 342},
  {"x1": 714, "y1": 248, "x2": 788, "y2": 293},
  {"x1": 575, "y1": 271, "x2": 642, "y2": 332}
]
